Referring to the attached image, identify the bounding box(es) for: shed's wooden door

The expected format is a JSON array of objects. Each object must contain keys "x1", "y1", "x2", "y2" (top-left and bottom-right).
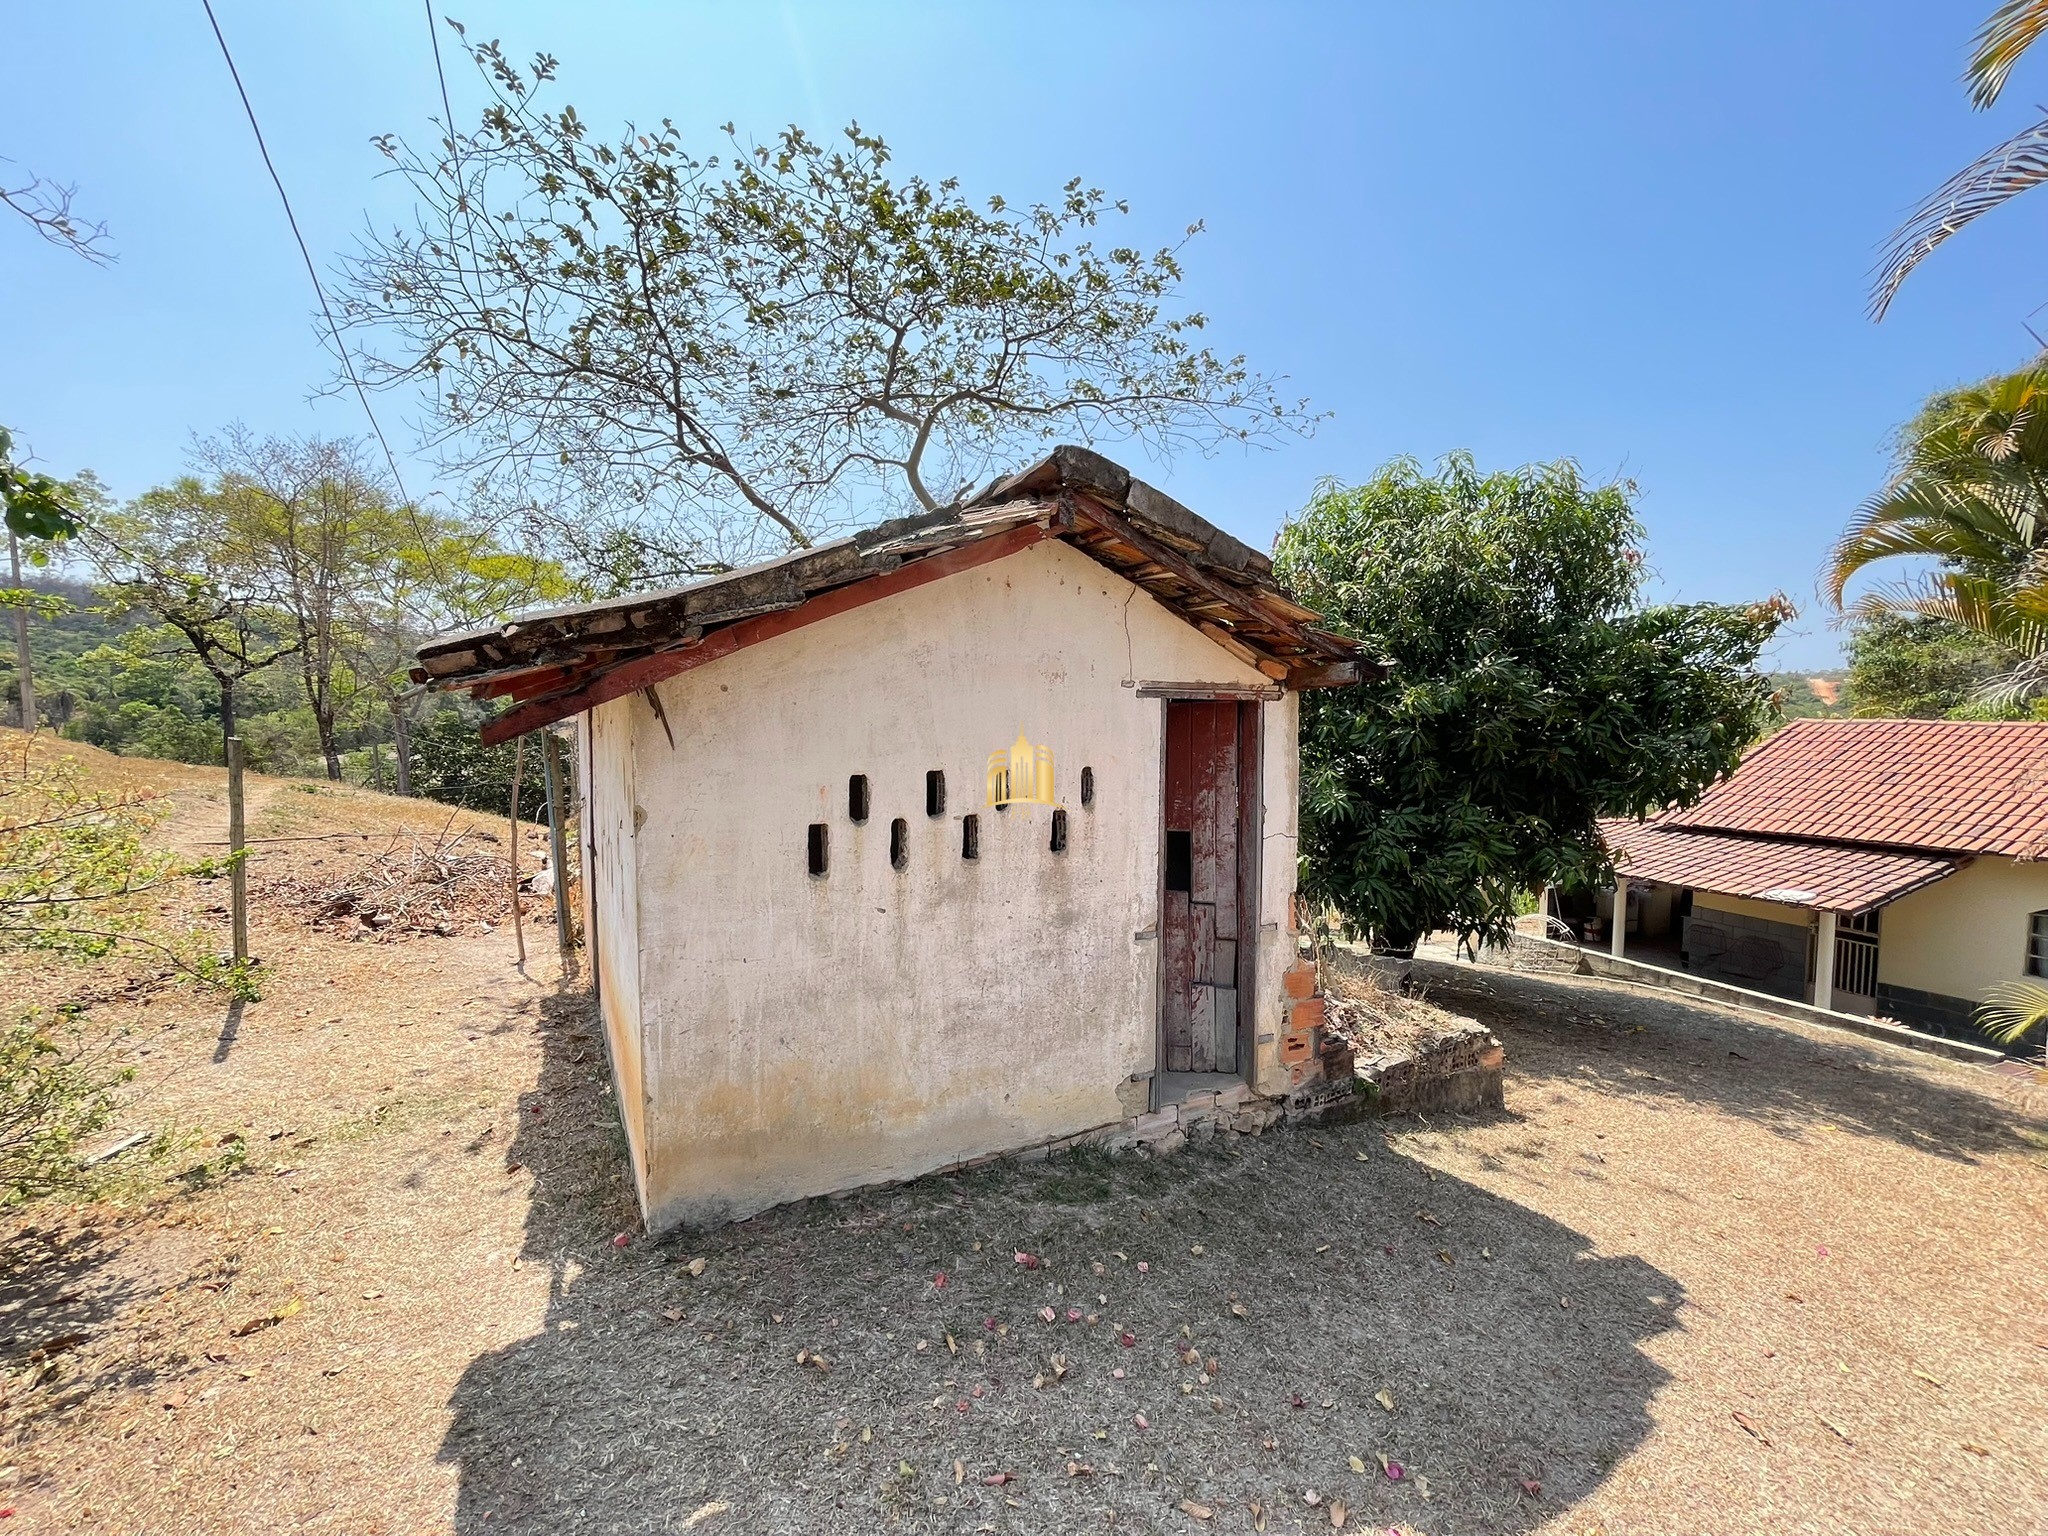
[{"x1": 1161, "y1": 700, "x2": 1259, "y2": 1074}]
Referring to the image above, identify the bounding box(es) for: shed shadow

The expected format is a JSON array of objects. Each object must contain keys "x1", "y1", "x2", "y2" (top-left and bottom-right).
[{"x1": 438, "y1": 987, "x2": 1681, "y2": 1533}]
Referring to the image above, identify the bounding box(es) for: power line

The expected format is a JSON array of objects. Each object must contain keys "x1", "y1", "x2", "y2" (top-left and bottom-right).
[{"x1": 197, "y1": 0, "x2": 416, "y2": 513}]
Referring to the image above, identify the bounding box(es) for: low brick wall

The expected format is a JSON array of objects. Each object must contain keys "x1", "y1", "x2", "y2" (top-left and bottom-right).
[{"x1": 1354, "y1": 1022, "x2": 1506, "y2": 1116}]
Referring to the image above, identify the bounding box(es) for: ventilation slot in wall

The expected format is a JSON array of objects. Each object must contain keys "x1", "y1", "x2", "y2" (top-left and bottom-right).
[
  {"x1": 1080, "y1": 766, "x2": 1095, "y2": 808},
  {"x1": 1050, "y1": 807, "x2": 1069, "y2": 853},
  {"x1": 961, "y1": 813, "x2": 980, "y2": 861},
  {"x1": 890, "y1": 817, "x2": 908, "y2": 870},
  {"x1": 848, "y1": 773, "x2": 870, "y2": 823},
  {"x1": 806, "y1": 823, "x2": 829, "y2": 877},
  {"x1": 926, "y1": 769, "x2": 946, "y2": 818}
]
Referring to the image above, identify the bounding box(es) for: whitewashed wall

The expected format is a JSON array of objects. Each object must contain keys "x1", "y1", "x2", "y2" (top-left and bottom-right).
[
  {"x1": 597, "y1": 538, "x2": 1299, "y2": 1230},
  {"x1": 586, "y1": 693, "x2": 648, "y2": 1206}
]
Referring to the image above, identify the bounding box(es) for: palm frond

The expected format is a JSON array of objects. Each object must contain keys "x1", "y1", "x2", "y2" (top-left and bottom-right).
[
  {"x1": 1969, "y1": 0, "x2": 2048, "y2": 107},
  {"x1": 1976, "y1": 978, "x2": 2048, "y2": 1049},
  {"x1": 1826, "y1": 475, "x2": 2046, "y2": 606},
  {"x1": 1872, "y1": 115, "x2": 2048, "y2": 319}
]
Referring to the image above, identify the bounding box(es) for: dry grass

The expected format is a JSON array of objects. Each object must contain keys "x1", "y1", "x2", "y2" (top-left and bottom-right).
[{"x1": 1, "y1": 736, "x2": 2044, "y2": 1534}]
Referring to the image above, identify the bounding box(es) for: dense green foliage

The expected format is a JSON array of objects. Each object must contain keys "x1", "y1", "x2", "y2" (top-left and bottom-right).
[
  {"x1": 408, "y1": 709, "x2": 552, "y2": 821},
  {"x1": 1274, "y1": 456, "x2": 1787, "y2": 951},
  {"x1": 1843, "y1": 612, "x2": 2028, "y2": 719}
]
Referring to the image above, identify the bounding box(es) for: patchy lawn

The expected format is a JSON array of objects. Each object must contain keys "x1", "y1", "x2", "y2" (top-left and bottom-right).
[{"x1": 2, "y1": 743, "x2": 2045, "y2": 1534}]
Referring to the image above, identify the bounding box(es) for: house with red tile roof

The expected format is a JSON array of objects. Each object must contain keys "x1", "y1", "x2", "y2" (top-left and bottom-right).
[{"x1": 1585, "y1": 718, "x2": 2048, "y2": 1047}]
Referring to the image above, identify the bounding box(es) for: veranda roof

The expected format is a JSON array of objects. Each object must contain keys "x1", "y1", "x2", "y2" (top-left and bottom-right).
[{"x1": 1600, "y1": 818, "x2": 1959, "y2": 915}]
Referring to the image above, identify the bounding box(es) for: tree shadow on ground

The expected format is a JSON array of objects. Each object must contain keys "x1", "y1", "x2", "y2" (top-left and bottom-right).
[
  {"x1": 0, "y1": 1217, "x2": 178, "y2": 1433},
  {"x1": 1413, "y1": 964, "x2": 2046, "y2": 1165},
  {"x1": 440, "y1": 987, "x2": 1681, "y2": 1534}
]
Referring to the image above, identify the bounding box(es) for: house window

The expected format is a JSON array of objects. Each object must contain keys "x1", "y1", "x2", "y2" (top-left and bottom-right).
[
  {"x1": 806, "y1": 823, "x2": 829, "y2": 878},
  {"x1": 1050, "y1": 808, "x2": 1069, "y2": 853},
  {"x1": 848, "y1": 774, "x2": 870, "y2": 823},
  {"x1": 926, "y1": 770, "x2": 946, "y2": 818},
  {"x1": 2028, "y1": 910, "x2": 2048, "y2": 976},
  {"x1": 889, "y1": 818, "x2": 908, "y2": 871},
  {"x1": 961, "y1": 814, "x2": 980, "y2": 861}
]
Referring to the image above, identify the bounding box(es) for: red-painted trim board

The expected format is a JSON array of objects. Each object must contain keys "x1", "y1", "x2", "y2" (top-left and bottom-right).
[{"x1": 481, "y1": 521, "x2": 1051, "y2": 744}]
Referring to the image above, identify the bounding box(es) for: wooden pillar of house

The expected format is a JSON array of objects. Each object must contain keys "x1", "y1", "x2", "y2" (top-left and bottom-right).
[
  {"x1": 1610, "y1": 876, "x2": 1629, "y2": 959},
  {"x1": 1813, "y1": 910, "x2": 1837, "y2": 1011}
]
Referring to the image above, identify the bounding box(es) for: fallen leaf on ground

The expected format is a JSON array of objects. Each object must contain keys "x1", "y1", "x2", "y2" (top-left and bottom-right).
[
  {"x1": 1912, "y1": 1368, "x2": 1945, "y2": 1388},
  {"x1": 954, "y1": 1460, "x2": 965, "y2": 1485},
  {"x1": 1134, "y1": 1412, "x2": 1150, "y2": 1431},
  {"x1": 1179, "y1": 1499, "x2": 1213, "y2": 1519},
  {"x1": 1014, "y1": 1251, "x2": 1040, "y2": 1269},
  {"x1": 1375, "y1": 1388, "x2": 1396, "y2": 1413},
  {"x1": 983, "y1": 1472, "x2": 1013, "y2": 1485},
  {"x1": 685, "y1": 1258, "x2": 707, "y2": 1278},
  {"x1": 1329, "y1": 1499, "x2": 1348, "y2": 1528},
  {"x1": 1732, "y1": 1410, "x2": 1771, "y2": 1445},
  {"x1": 1520, "y1": 1477, "x2": 1542, "y2": 1496},
  {"x1": 679, "y1": 1501, "x2": 729, "y2": 1529},
  {"x1": 1962, "y1": 1442, "x2": 1992, "y2": 1457},
  {"x1": 1348, "y1": 1455, "x2": 1367, "y2": 1475},
  {"x1": 230, "y1": 1297, "x2": 303, "y2": 1337},
  {"x1": 1817, "y1": 1413, "x2": 1852, "y2": 1444}
]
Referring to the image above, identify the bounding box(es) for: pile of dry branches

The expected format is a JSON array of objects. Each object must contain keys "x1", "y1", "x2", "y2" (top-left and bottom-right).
[
  {"x1": 265, "y1": 822, "x2": 557, "y2": 940},
  {"x1": 1321, "y1": 964, "x2": 1467, "y2": 1058}
]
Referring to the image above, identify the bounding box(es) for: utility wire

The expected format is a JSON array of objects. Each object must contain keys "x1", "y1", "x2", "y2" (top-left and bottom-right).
[
  {"x1": 199, "y1": 2, "x2": 416, "y2": 513},
  {"x1": 199, "y1": 0, "x2": 449, "y2": 580}
]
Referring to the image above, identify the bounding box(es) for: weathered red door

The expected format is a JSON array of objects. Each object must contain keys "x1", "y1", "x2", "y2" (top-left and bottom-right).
[{"x1": 1161, "y1": 699, "x2": 1259, "y2": 1074}]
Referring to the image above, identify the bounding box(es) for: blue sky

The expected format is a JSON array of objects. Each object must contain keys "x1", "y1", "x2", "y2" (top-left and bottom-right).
[{"x1": 7, "y1": 1, "x2": 2047, "y2": 668}]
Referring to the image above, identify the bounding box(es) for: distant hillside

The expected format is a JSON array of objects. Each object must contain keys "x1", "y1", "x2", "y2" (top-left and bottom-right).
[{"x1": 1770, "y1": 670, "x2": 1848, "y2": 721}]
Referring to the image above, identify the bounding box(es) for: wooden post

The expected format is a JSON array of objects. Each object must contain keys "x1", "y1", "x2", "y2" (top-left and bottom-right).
[
  {"x1": 541, "y1": 729, "x2": 573, "y2": 959},
  {"x1": 9, "y1": 532, "x2": 35, "y2": 731},
  {"x1": 508, "y1": 733, "x2": 526, "y2": 967},
  {"x1": 1610, "y1": 876, "x2": 1629, "y2": 959},
  {"x1": 226, "y1": 735, "x2": 249, "y2": 964}
]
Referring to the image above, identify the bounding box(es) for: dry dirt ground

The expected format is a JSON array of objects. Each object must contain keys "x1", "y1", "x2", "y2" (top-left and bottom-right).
[{"x1": 2, "y1": 743, "x2": 2046, "y2": 1536}]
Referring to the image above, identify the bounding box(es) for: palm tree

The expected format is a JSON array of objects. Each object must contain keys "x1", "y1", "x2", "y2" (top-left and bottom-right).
[
  {"x1": 1828, "y1": 366, "x2": 2048, "y2": 699},
  {"x1": 1874, "y1": 0, "x2": 2048, "y2": 318}
]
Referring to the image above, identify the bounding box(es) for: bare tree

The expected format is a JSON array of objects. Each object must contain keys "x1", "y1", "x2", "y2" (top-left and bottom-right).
[
  {"x1": 192, "y1": 430, "x2": 405, "y2": 780},
  {"x1": 2, "y1": 159, "x2": 113, "y2": 264},
  {"x1": 341, "y1": 27, "x2": 1313, "y2": 573}
]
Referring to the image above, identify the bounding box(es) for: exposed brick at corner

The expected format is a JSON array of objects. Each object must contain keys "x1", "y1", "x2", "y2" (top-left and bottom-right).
[
  {"x1": 1285, "y1": 996, "x2": 1327, "y2": 1032},
  {"x1": 1282, "y1": 963, "x2": 1318, "y2": 1000}
]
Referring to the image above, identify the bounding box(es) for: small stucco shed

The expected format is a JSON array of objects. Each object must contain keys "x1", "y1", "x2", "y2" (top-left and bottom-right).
[{"x1": 416, "y1": 447, "x2": 1369, "y2": 1231}]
